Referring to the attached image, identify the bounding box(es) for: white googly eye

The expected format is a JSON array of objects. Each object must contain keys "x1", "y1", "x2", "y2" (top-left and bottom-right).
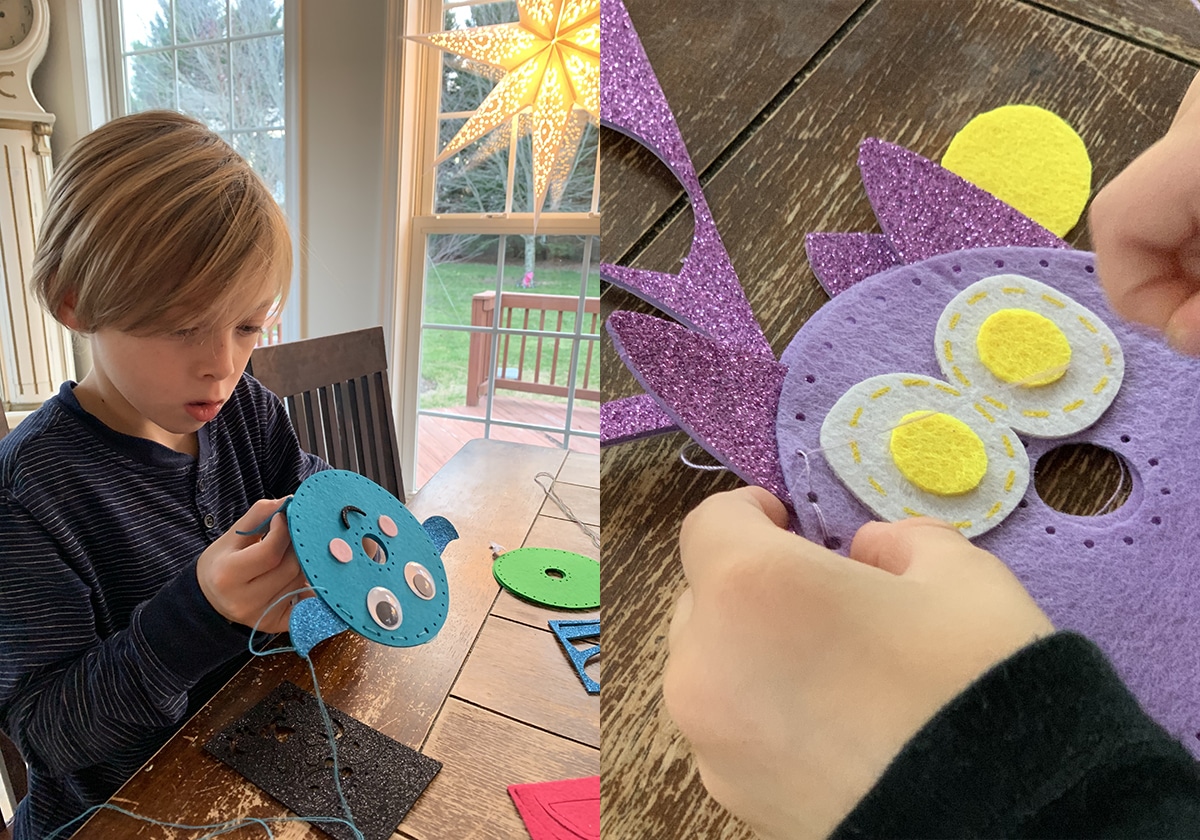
[
  {"x1": 404, "y1": 561, "x2": 436, "y2": 600},
  {"x1": 366, "y1": 586, "x2": 402, "y2": 630}
]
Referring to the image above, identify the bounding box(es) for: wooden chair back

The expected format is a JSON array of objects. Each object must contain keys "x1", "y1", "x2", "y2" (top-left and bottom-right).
[{"x1": 247, "y1": 327, "x2": 406, "y2": 502}]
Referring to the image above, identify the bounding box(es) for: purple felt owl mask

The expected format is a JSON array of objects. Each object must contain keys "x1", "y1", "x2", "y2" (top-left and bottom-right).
[{"x1": 601, "y1": 0, "x2": 1200, "y2": 756}]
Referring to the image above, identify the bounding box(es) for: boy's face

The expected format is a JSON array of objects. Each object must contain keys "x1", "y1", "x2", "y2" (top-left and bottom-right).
[{"x1": 75, "y1": 288, "x2": 277, "y2": 452}]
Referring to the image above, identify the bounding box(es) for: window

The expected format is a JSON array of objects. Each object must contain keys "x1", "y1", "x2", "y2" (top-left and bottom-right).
[
  {"x1": 112, "y1": 0, "x2": 293, "y2": 344},
  {"x1": 401, "y1": 0, "x2": 601, "y2": 488}
]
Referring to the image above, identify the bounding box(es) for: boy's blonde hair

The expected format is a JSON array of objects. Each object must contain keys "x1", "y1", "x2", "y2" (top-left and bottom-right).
[{"x1": 34, "y1": 110, "x2": 291, "y2": 335}]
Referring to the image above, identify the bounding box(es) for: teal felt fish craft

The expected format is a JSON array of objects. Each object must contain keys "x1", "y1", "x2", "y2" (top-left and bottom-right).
[{"x1": 249, "y1": 469, "x2": 457, "y2": 657}]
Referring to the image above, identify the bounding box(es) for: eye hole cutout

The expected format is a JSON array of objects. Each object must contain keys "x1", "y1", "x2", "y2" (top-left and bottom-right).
[
  {"x1": 366, "y1": 586, "x2": 402, "y2": 630},
  {"x1": 404, "y1": 561, "x2": 437, "y2": 600},
  {"x1": 361, "y1": 535, "x2": 387, "y2": 564},
  {"x1": 1034, "y1": 443, "x2": 1131, "y2": 516}
]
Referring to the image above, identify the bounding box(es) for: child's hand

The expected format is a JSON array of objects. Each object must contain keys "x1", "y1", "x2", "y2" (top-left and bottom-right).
[
  {"x1": 197, "y1": 498, "x2": 310, "y2": 634},
  {"x1": 1090, "y1": 70, "x2": 1200, "y2": 354},
  {"x1": 664, "y1": 486, "x2": 1054, "y2": 839}
]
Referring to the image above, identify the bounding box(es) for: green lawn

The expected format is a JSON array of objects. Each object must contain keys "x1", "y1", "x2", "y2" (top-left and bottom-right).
[{"x1": 420, "y1": 261, "x2": 600, "y2": 409}]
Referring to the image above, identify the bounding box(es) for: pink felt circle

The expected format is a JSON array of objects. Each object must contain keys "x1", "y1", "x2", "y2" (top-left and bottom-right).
[
  {"x1": 378, "y1": 515, "x2": 399, "y2": 538},
  {"x1": 329, "y1": 537, "x2": 353, "y2": 563}
]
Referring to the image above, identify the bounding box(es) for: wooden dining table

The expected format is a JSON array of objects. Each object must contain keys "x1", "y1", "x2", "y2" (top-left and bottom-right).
[
  {"x1": 600, "y1": 1, "x2": 1200, "y2": 838},
  {"x1": 72, "y1": 439, "x2": 600, "y2": 839}
]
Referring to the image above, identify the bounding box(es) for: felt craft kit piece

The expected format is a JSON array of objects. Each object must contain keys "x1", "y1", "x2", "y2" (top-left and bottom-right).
[
  {"x1": 493, "y1": 547, "x2": 601, "y2": 609},
  {"x1": 205, "y1": 681, "x2": 442, "y2": 840},
  {"x1": 508, "y1": 775, "x2": 600, "y2": 840},
  {"x1": 549, "y1": 619, "x2": 600, "y2": 694},
  {"x1": 601, "y1": 0, "x2": 1200, "y2": 757}
]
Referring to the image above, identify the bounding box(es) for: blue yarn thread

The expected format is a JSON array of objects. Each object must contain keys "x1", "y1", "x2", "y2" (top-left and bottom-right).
[{"x1": 45, "y1": 585, "x2": 366, "y2": 840}]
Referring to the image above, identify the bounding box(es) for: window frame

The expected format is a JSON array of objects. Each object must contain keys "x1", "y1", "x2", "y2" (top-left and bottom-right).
[{"x1": 391, "y1": 0, "x2": 601, "y2": 493}]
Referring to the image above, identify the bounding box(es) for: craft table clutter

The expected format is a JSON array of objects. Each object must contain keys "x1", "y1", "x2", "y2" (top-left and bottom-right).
[
  {"x1": 600, "y1": 1, "x2": 1200, "y2": 838},
  {"x1": 72, "y1": 440, "x2": 599, "y2": 839}
]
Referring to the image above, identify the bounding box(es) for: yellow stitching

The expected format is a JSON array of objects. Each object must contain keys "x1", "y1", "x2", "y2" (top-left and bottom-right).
[
  {"x1": 953, "y1": 365, "x2": 971, "y2": 387},
  {"x1": 849, "y1": 406, "x2": 863, "y2": 428},
  {"x1": 868, "y1": 477, "x2": 887, "y2": 496},
  {"x1": 1022, "y1": 409, "x2": 1050, "y2": 418},
  {"x1": 902, "y1": 506, "x2": 924, "y2": 517},
  {"x1": 1102, "y1": 344, "x2": 1113, "y2": 366},
  {"x1": 984, "y1": 395, "x2": 1007, "y2": 410},
  {"x1": 949, "y1": 312, "x2": 961, "y2": 330},
  {"x1": 1001, "y1": 434, "x2": 1014, "y2": 459},
  {"x1": 871, "y1": 386, "x2": 891, "y2": 400},
  {"x1": 985, "y1": 501, "x2": 1003, "y2": 519},
  {"x1": 1005, "y1": 470, "x2": 1016, "y2": 492},
  {"x1": 1041, "y1": 293, "x2": 1065, "y2": 308},
  {"x1": 967, "y1": 292, "x2": 988, "y2": 305},
  {"x1": 1002, "y1": 287, "x2": 1026, "y2": 295},
  {"x1": 850, "y1": 441, "x2": 861, "y2": 463},
  {"x1": 944, "y1": 340, "x2": 954, "y2": 362},
  {"x1": 1078, "y1": 315, "x2": 1098, "y2": 334},
  {"x1": 935, "y1": 383, "x2": 961, "y2": 396},
  {"x1": 902, "y1": 378, "x2": 930, "y2": 387},
  {"x1": 974, "y1": 403, "x2": 995, "y2": 423},
  {"x1": 1093, "y1": 377, "x2": 1109, "y2": 395},
  {"x1": 953, "y1": 520, "x2": 973, "y2": 529},
  {"x1": 1063, "y1": 399, "x2": 1085, "y2": 412}
]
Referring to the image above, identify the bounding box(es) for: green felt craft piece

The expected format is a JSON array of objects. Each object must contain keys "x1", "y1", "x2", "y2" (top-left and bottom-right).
[{"x1": 492, "y1": 547, "x2": 600, "y2": 609}]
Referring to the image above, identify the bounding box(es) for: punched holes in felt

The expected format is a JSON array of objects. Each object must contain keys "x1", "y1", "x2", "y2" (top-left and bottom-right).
[
  {"x1": 205, "y1": 681, "x2": 441, "y2": 840},
  {"x1": 492, "y1": 547, "x2": 600, "y2": 609}
]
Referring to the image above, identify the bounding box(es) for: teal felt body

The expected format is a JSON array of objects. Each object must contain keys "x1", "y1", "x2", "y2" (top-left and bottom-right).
[{"x1": 289, "y1": 470, "x2": 452, "y2": 648}]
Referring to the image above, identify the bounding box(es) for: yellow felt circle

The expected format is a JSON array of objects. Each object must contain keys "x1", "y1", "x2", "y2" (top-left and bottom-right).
[
  {"x1": 941, "y1": 104, "x2": 1091, "y2": 236},
  {"x1": 976, "y1": 308, "x2": 1071, "y2": 387},
  {"x1": 889, "y1": 411, "x2": 988, "y2": 496}
]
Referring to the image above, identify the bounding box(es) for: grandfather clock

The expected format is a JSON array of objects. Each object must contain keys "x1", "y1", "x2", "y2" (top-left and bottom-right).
[{"x1": 0, "y1": 0, "x2": 73, "y2": 411}]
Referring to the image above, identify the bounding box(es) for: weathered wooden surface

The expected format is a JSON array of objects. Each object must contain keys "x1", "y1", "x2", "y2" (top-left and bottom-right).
[
  {"x1": 1033, "y1": 0, "x2": 1200, "y2": 64},
  {"x1": 75, "y1": 440, "x2": 596, "y2": 839},
  {"x1": 600, "y1": 0, "x2": 870, "y2": 264},
  {"x1": 600, "y1": 0, "x2": 1197, "y2": 838}
]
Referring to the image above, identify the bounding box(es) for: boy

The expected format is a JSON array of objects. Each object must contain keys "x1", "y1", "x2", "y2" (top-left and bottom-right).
[
  {"x1": 0, "y1": 110, "x2": 327, "y2": 838},
  {"x1": 665, "y1": 70, "x2": 1200, "y2": 837}
]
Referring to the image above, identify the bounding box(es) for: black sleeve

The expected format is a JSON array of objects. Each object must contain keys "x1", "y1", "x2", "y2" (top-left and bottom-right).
[{"x1": 832, "y1": 632, "x2": 1200, "y2": 839}]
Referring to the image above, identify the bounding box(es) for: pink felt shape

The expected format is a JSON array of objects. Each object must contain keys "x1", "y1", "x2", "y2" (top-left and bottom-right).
[
  {"x1": 508, "y1": 775, "x2": 600, "y2": 840},
  {"x1": 858, "y1": 138, "x2": 1070, "y2": 263},
  {"x1": 606, "y1": 310, "x2": 790, "y2": 503},
  {"x1": 805, "y1": 232, "x2": 902, "y2": 297}
]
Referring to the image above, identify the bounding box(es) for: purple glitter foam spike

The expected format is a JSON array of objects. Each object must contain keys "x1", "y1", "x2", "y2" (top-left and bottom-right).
[
  {"x1": 805, "y1": 233, "x2": 903, "y2": 297},
  {"x1": 599, "y1": 0, "x2": 770, "y2": 359},
  {"x1": 859, "y1": 138, "x2": 1070, "y2": 263},
  {"x1": 606, "y1": 310, "x2": 791, "y2": 505},
  {"x1": 601, "y1": 394, "x2": 678, "y2": 445},
  {"x1": 776, "y1": 245, "x2": 1200, "y2": 758}
]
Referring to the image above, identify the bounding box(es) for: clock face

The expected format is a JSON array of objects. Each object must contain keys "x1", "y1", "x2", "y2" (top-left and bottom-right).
[{"x1": 0, "y1": 0, "x2": 33, "y2": 51}]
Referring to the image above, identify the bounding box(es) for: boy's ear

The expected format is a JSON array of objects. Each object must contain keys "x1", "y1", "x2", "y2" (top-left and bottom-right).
[{"x1": 56, "y1": 292, "x2": 82, "y2": 330}]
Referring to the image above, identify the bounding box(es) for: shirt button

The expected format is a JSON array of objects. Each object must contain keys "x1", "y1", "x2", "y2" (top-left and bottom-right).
[
  {"x1": 197, "y1": 478, "x2": 207, "y2": 491},
  {"x1": 204, "y1": 514, "x2": 216, "y2": 529}
]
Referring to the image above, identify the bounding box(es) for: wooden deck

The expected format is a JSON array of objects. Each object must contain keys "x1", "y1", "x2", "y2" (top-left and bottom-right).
[{"x1": 416, "y1": 395, "x2": 600, "y2": 487}]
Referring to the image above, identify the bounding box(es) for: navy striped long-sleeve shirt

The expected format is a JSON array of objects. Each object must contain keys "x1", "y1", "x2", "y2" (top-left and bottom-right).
[{"x1": 0, "y1": 374, "x2": 326, "y2": 838}]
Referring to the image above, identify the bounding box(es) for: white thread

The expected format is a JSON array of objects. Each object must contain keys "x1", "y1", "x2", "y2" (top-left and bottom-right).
[{"x1": 534, "y1": 472, "x2": 600, "y2": 550}]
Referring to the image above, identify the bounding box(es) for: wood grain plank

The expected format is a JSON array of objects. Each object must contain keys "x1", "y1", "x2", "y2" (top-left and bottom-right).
[
  {"x1": 557, "y1": 451, "x2": 600, "y2": 489},
  {"x1": 538, "y1": 482, "x2": 599, "y2": 528},
  {"x1": 400, "y1": 700, "x2": 598, "y2": 840},
  {"x1": 1030, "y1": 0, "x2": 1200, "y2": 64},
  {"x1": 601, "y1": 0, "x2": 871, "y2": 264},
  {"x1": 601, "y1": 1, "x2": 1195, "y2": 838},
  {"x1": 76, "y1": 441, "x2": 566, "y2": 839},
  {"x1": 450, "y1": 616, "x2": 599, "y2": 748}
]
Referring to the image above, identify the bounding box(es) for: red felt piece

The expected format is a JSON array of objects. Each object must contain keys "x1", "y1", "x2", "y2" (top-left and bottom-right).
[{"x1": 508, "y1": 775, "x2": 600, "y2": 840}]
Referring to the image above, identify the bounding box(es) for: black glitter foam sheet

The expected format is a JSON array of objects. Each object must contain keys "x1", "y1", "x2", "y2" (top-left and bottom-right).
[{"x1": 204, "y1": 681, "x2": 442, "y2": 840}]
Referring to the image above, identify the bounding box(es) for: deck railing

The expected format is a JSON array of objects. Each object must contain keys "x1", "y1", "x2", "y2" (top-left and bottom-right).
[{"x1": 467, "y1": 291, "x2": 600, "y2": 407}]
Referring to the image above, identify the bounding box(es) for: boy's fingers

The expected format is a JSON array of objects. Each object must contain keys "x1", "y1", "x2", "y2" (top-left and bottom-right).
[
  {"x1": 849, "y1": 517, "x2": 978, "y2": 579},
  {"x1": 680, "y1": 486, "x2": 841, "y2": 592}
]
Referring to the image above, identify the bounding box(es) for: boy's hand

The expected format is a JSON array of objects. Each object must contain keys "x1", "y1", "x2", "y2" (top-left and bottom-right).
[
  {"x1": 1090, "y1": 70, "x2": 1200, "y2": 354},
  {"x1": 197, "y1": 498, "x2": 310, "y2": 634},
  {"x1": 664, "y1": 486, "x2": 1053, "y2": 840}
]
